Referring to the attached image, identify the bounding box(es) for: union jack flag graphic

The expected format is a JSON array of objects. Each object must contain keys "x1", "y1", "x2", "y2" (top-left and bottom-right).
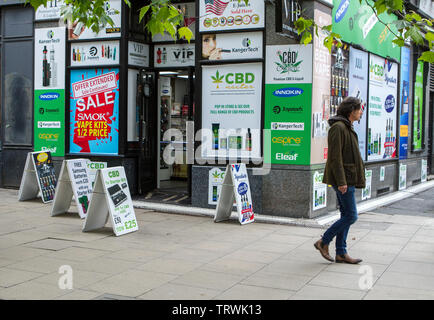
[{"x1": 204, "y1": 0, "x2": 230, "y2": 16}]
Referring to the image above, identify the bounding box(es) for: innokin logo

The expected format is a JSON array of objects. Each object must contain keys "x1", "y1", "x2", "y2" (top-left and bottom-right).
[
  {"x1": 335, "y1": 0, "x2": 350, "y2": 23},
  {"x1": 39, "y1": 92, "x2": 60, "y2": 101},
  {"x1": 272, "y1": 87, "x2": 303, "y2": 97}
]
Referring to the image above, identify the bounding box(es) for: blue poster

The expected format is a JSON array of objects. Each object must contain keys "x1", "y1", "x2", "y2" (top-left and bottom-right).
[
  {"x1": 399, "y1": 47, "x2": 410, "y2": 159},
  {"x1": 349, "y1": 47, "x2": 368, "y2": 160},
  {"x1": 69, "y1": 68, "x2": 119, "y2": 155}
]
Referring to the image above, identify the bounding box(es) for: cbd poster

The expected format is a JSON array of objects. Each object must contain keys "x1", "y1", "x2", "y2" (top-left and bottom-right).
[
  {"x1": 367, "y1": 54, "x2": 398, "y2": 161},
  {"x1": 34, "y1": 27, "x2": 66, "y2": 157},
  {"x1": 70, "y1": 68, "x2": 119, "y2": 154}
]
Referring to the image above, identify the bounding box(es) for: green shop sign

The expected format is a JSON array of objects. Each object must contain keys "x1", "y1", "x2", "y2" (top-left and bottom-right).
[
  {"x1": 264, "y1": 83, "x2": 312, "y2": 165},
  {"x1": 34, "y1": 89, "x2": 65, "y2": 156},
  {"x1": 332, "y1": 0, "x2": 400, "y2": 62},
  {"x1": 413, "y1": 61, "x2": 424, "y2": 150}
]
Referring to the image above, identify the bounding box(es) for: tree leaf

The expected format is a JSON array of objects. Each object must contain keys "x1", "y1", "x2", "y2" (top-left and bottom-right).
[
  {"x1": 178, "y1": 27, "x2": 193, "y2": 42},
  {"x1": 418, "y1": 51, "x2": 434, "y2": 63},
  {"x1": 139, "y1": 5, "x2": 150, "y2": 22}
]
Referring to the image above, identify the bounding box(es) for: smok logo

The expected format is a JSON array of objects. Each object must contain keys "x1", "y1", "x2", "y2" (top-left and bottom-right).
[
  {"x1": 335, "y1": 0, "x2": 350, "y2": 23},
  {"x1": 272, "y1": 87, "x2": 303, "y2": 97},
  {"x1": 39, "y1": 93, "x2": 60, "y2": 101}
]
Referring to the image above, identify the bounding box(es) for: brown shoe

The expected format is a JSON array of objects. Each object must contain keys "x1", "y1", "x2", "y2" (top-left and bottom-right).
[
  {"x1": 335, "y1": 253, "x2": 362, "y2": 264},
  {"x1": 314, "y1": 239, "x2": 334, "y2": 262}
]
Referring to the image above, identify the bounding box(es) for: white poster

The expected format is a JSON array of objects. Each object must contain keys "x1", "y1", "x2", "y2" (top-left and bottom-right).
[
  {"x1": 399, "y1": 164, "x2": 407, "y2": 190},
  {"x1": 199, "y1": 0, "x2": 264, "y2": 32},
  {"x1": 201, "y1": 32, "x2": 263, "y2": 61},
  {"x1": 68, "y1": 0, "x2": 121, "y2": 40},
  {"x1": 71, "y1": 41, "x2": 119, "y2": 67},
  {"x1": 128, "y1": 41, "x2": 150, "y2": 67},
  {"x1": 313, "y1": 171, "x2": 327, "y2": 210},
  {"x1": 201, "y1": 63, "x2": 262, "y2": 160},
  {"x1": 51, "y1": 159, "x2": 92, "y2": 219},
  {"x1": 421, "y1": 159, "x2": 427, "y2": 183},
  {"x1": 154, "y1": 44, "x2": 195, "y2": 68},
  {"x1": 380, "y1": 166, "x2": 385, "y2": 181},
  {"x1": 34, "y1": 27, "x2": 66, "y2": 90},
  {"x1": 215, "y1": 164, "x2": 254, "y2": 225},
  {"x1": 208, "y1": 167, "x2": 225, "y2": 205},
  {"x1": 361, "y1": 170, "x2": 372, "y2": 200},
  {"x1": 265, "y1": 44, "x2": 313, "y2": 84},
  {"x1": 368, "y1": 54, "x2": 398, "y2": 161},
  {"x1": 83, "y1": 166, "x2": 138, "y2": 236},
  {"x1": 35, "y1": 0, "x2": 64, "y2": 21}
]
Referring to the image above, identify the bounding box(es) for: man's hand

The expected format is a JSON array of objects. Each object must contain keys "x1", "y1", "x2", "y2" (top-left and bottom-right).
[{"x1": 338, "y1": 185, "x2": 347, "y2": 194}]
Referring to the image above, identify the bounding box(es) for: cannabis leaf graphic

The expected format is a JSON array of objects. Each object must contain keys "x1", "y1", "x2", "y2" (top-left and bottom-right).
[{"x1": 211, "y1": 71, "x2": 224, "y2": 88}]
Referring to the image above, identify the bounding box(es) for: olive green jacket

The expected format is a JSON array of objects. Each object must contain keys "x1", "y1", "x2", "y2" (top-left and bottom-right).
[{"x1": 322, "y1": 116, "x2": 366, "y2": 188}]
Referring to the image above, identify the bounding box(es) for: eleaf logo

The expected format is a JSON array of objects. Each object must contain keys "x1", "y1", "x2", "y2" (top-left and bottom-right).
[
  {"x1": 272, "y1": 87, "x2": 303, "y2": 97},
  {"x1": 211, "y1": 70, "x2": 255, "y2": 89},
  {"x1": 334, "y1": 0, "x2": 350, "y2": 23},
  {"x1": 275, "y1": 49, "x2": 302, "y2": 73},
  {"x1": 276, "y1": 151, "x2": 299, "y2": 161},
  {"x1": 272, "y1": 136, "x2": 302, "y2": 146}
]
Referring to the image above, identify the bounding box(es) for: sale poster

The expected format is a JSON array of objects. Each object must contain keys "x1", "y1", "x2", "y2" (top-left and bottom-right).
[{"x1": 70, "y1": 68, "x2": 119, "y2": 154}]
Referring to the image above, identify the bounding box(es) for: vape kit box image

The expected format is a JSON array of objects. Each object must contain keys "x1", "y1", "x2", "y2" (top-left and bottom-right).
[{"x1": 107, "y1": 184, "x2": 128, "y2": 207}]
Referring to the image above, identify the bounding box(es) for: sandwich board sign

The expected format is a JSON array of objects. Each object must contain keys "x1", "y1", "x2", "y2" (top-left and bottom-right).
[
  {"x1": 18, "y1": 151, "x2": 57, "y2": 203},
  {"x1": 215, "y1": 163, "x2": 254, "y2": 225},
  {"x1": 51, "y1": 159, "x2": 93, "y2": 219},
  {"x1": 86, "y1": 161, "x2": 107, "y2": 187},
  {"x1": 83, "y1": 166, "x2": 138, "y2": 236}
]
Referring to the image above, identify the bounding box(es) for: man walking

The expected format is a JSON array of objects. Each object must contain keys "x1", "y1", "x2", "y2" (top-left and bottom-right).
[{"x1": 314, "y1": 97, "x2": 365, "y2": 264}]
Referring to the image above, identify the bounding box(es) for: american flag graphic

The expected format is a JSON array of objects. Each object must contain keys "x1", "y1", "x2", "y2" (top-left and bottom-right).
[{"x1": 205, "y1": 0, "x2": 230, "y2": 16}]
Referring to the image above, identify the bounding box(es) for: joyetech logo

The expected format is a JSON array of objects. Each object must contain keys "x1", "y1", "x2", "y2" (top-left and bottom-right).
[
  {"x1": 89, "y1": 46, "x2": 98, "y2": 56},
  {"x1": 273, "y1": 106, "x2": 281, "y2": 114}
]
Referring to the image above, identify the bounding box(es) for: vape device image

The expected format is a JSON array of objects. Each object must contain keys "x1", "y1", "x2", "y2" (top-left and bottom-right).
[
  {"x1": 107, "y1": 184, "x2": 128, "y2": 207},
  {"x1": 73, "y1": 22, "x2": 84, "y2": 37},
  {"x1": 42, "y1": 46, "x2": 50, "y2": 87}
]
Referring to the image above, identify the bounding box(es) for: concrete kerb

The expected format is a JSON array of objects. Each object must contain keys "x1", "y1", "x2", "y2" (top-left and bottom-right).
[{"x1": 133, "y1": 179, "x2": 434, "y2": 229}]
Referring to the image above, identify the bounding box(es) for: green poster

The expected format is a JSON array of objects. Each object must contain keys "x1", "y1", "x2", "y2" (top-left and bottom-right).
[
  {"x1": 264, "y1": 84, "x2": 312, "y2": 165},
  {"x1": 34, "y1": 89, "x2": 65, "y2": 157},
  {"x1": 413, "y1": 61, "x2": 424, "y2": 150},
  {"x1": 332, "y1": 0, "x2": 400, "y2": 62}
]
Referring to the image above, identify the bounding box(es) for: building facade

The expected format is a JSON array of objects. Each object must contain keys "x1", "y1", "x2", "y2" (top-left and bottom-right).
[{"x1": 0, "y1": 0, "x2": 433, "y2": 219}]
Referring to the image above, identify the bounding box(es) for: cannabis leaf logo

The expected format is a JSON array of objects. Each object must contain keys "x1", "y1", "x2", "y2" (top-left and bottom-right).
[
  {"x1": 211, "y1": 70, "x2": 224, "y2": 88},
  {"x1": 275, "y1": 51, "x2": 303, "y2": 74},
  {"x1": 212, "y1": 171, "x2": 220, "y2": 178}
]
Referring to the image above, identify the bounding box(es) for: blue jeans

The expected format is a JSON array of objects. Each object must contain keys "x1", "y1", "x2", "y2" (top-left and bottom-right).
[{"x1": 322, "y1": 186, "x2": 358, "y2": 256}]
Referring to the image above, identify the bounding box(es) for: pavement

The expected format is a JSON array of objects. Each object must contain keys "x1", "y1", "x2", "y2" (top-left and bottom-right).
[{"x1": 1, "y1": 183, "x2": 434, "y2": 300}]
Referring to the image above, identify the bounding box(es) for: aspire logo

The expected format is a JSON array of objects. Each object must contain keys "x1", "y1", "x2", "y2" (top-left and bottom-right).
[
  {"x1": 39, "y1": 133, "x2": 59, "y2": 140},
  {"x1": 275, "y1": 49, "x2": 302, "y2": 73},
  {"x1": 272, "y1": 136, "x2": 302, "y2": 145}
]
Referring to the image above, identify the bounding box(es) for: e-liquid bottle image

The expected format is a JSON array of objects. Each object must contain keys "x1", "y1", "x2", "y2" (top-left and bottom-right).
[
  {"x1": 212, "y1": 186, "x2": 218, "y2": 202},
  {"x1": 212, "y1": 123, "x2": 219, "y2": 150},
  {"x1": 219, "y1": 130, "x2": 227, "y2": 150},
  {"x1": 236, "y1": 128, "x2": 242, "y2": 150},
  {"x1": 162, "y1": 48, "x2": 167, "y2": 64},
  {"x1": 156, "y1": 48, "x2": 162, "y2": 64},
  {"x1": 42, "y1": 46, "x2": 50, "y2": 87},
  {"x1": 246, "y1": 128, "x2": 252, "y2": 151},
  {"x1": 367, "y1": 128, "x2": 372, "y2": 155}
]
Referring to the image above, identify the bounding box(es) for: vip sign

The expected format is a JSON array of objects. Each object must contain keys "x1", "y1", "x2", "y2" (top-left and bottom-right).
[
  {"x1": 154, "y1": 44, "x2": 195, "y2": 67},
  {"x1": 83, "y1": 167, "x2": 138, "y2": 236},
  {"x1": 128, "y1": 41, "x2": 149, "y2": 67}
]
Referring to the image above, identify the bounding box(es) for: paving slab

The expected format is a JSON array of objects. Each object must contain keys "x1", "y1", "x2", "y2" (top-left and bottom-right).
[
  {"x1": 290, "y1": 284, "x2": 366, "y2": 300},
  {"x1": 215, "y1": 284, "x2": 295, "y2": 300},
  {"x1": 138, "y1": 283, "x2": 220, "y2": 300}
]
